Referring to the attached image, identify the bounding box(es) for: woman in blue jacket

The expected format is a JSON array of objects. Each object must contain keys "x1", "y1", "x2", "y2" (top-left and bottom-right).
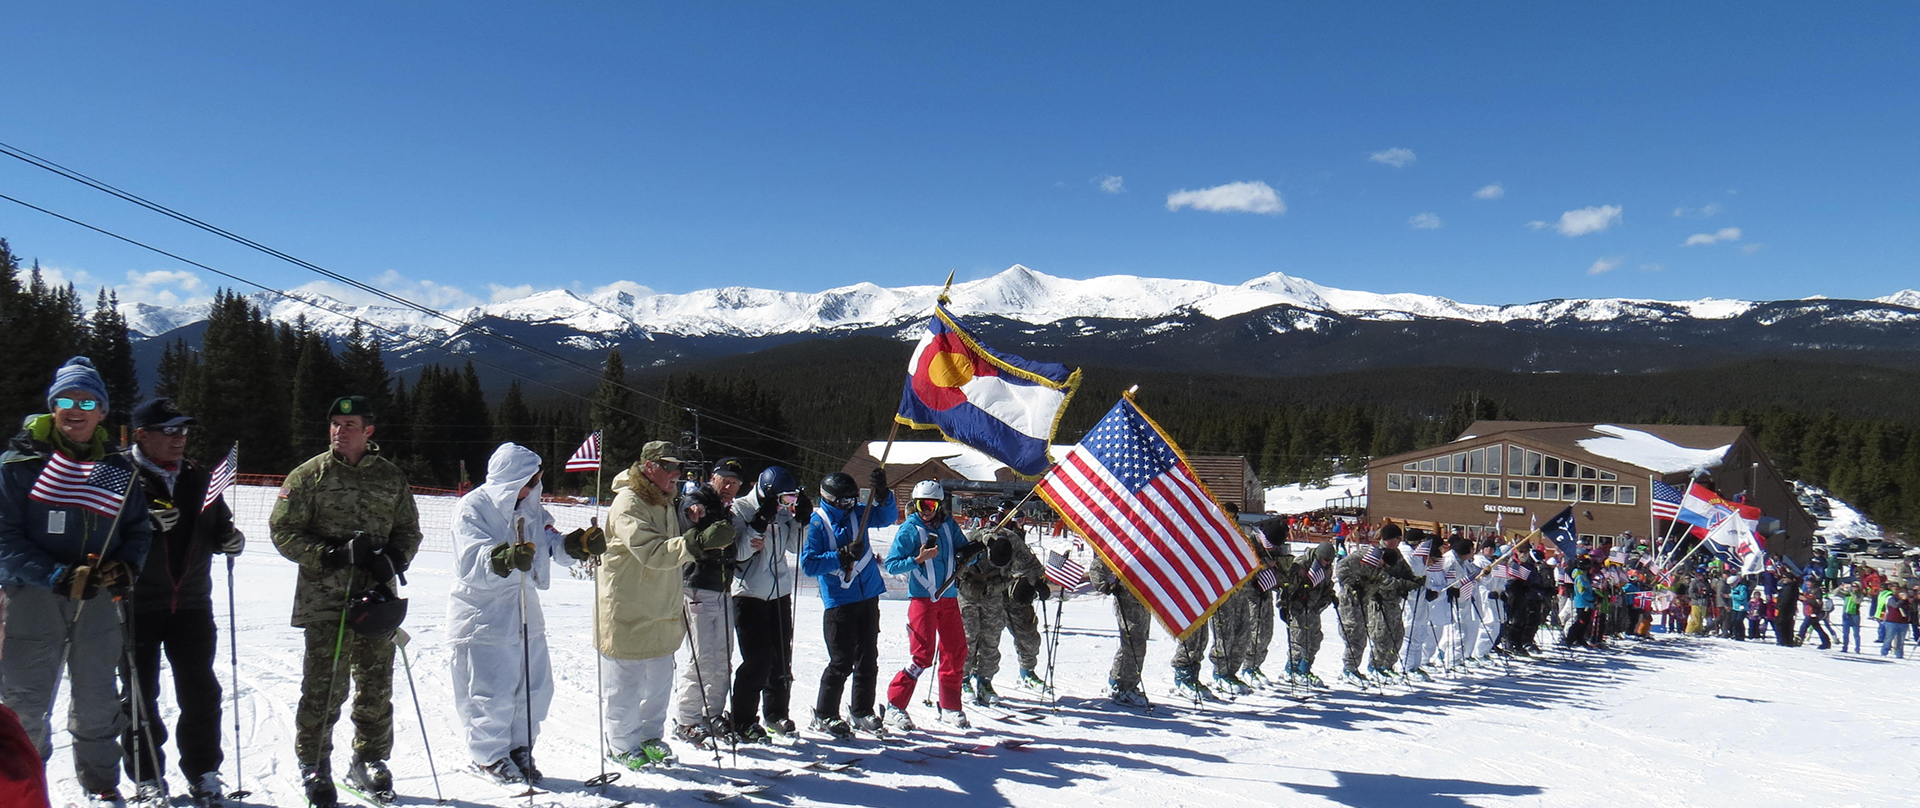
[
  {"x1": 881, "y1": 481, "x2": 985, "y2": 732},
  {"x1": 800, "y1": 470, "x2": 896, "y2": 739},
  {"x1": 1727, "y1": 577, "x2": 1750, "y2": 641}
]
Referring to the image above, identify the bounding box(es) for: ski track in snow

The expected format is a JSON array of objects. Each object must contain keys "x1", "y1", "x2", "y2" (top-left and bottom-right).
[{"x1": 41, "y1": 488, "x2": 1920, "y2": 808}]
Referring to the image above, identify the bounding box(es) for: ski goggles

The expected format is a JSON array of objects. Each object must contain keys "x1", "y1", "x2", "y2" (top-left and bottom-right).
[
  {"x1": 779, "y1": 493, "x2": 799, "y2": 506},
  {"x1": 824, "y1": 493, "x2": 857, "y2": 510},
  {"x1": 53, "y1": 397, "x2": 101, "y2": 412},
  {"x1": 914, "y1": 499, "x2": 941, "y2": 513}
]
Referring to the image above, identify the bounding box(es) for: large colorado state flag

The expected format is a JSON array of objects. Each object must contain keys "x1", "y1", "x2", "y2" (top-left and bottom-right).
[{"x1": 896, "y1": 303, "x2": 1082, "y2": 477}]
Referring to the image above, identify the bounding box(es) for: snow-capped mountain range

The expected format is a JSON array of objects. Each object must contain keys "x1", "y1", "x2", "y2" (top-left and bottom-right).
[
  {"x1": 121, "y1": 263, "x2": 1920, "y2": 342},
  {"x1": 123, "y1": 265, "x2": 1920, "y2": 386}
]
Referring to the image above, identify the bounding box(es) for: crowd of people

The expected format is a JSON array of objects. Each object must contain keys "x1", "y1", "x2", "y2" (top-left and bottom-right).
[{"x1": 1, "y1": 354, "x2": 1910, "y2": 808}]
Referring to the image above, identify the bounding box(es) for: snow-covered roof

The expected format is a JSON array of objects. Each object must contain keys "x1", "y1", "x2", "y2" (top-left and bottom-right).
[
  {"x1": 1575, "y1": 425, "x2": 1732, "y2": 475},
  {"x1": 1264, "y1": 474, "x2": 1368, "y2": 515},
  {"x1": 865, "y1": 440, "x2": 1073, "y2": 482}
]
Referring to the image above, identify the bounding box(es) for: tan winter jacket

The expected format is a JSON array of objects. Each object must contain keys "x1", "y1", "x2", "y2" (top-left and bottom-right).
[{"x1": 594, "y1": 465, "x2": 696, "y2": 660}]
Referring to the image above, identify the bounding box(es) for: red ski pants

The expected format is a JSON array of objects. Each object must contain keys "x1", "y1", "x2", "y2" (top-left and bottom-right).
[{"x1": 887, "y1": 597, "x2": 967, "y2": 712}]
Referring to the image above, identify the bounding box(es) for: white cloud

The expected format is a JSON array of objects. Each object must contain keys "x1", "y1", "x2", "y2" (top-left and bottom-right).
[
  {"x1": 1641, "y1": 263, "x2": 1666, "y2": 272},
  {"x1": 30, "y1": 264, "x2": 101, "y2": 293},
  {"x1": 487, "y1": 284, "x2": 541, "y2": 303},
  {"x1": 290, "y1": 270, "x2": 483, "y2": 309},
  {"x1": 1672, "y1": 202, "x2": 1723, "y2": 218},
  {"x1": 1740, "y1": 243, "x2": 1766, "y2": 255},
  {"x1": 1408, "y1": 212, "x2": 1443, "y2": 230},
  {"x1": 1548, "y1": 205, "x2": 1623, "y2": 237},
  {"x1": 1473, "y1": 183, "x2": 1505, "y2": 200},
  {"x1": 1526, "y1": 220, "x2": 1548, "y2": 231},
  {"x1": 1165, "y1": 181, "x2": 1285, "y2": 215},
  {"x1": 1368, "y1": 147, "x2": 1416, "y2": 168},
  {"x1": 1095, "y1": 175, "x2": 1125, "y2": 194},
  {"x1": 33, "y1": 265, "x2": 214, "y2": 309},
  {"x1": 1587, "y1": 256, "x2": 1624, "y2": 275},
  {"x1": 1682, "y1": 226, "x2": 1742, "y2": 246}
]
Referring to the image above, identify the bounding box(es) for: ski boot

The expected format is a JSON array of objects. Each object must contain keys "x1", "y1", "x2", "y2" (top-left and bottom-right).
[
  {"x1": 1239, "y1": 666, "x2": 1271, "y2": 688},
  {"x1": 131, "y1": 779, "x2": 167, "y2": 805},
  {"x1": 1172, "y1": 667, "x2": 1213, "y2": 701},
  {"x1": 968, "y1": 674, "x2": 1000, "y2": 707},
  {"x1": 734, "y1": 722, "x2": 772, "y2": 745},
  {"x1": 1406, "y1": 666, "x2": 1434, "y2": 682},
  {"x1": 809, "y1": 713, "x2": 854, "y2": 741},
  {"x1": 672, "y1": 720, "x2": 714, "y2": 750},
  {"x1": 849, "y1": 712, "x2": 887, "y2": 738},
  {"x1": 1212, "y1": 672, "x2": 1253, "y2": 696},
  {"x1": 344, "y1": 757, "x2": 395, "y2": 803},
  {"x1": 1303, "y1": 670, "x2": 1327, "y2": 688},
  {"x1": 937, "y1": 708, "x2": 972, "y2": 730},
  {"x1": 1019, "y1": 668, "x2": 1048, "y2": 691},
  {"x1": 509, "y1": 746, "x2": 543, "y2": 784},
  {"x1": 84, "y1": 788, "x2": 123, "y2": 808},
  {"x1": 764, "y1": 717, "x2": 798, "y2": 741},
  {"x1": 188, "y1": 772, "x2": 226, "y2": 808},
  {"x1": 1340, "y1": 667, "x2": 1371, "y2": 687},
  {"x1": 884, "y1": 705, "x2": 916, "y2": 733},
  {"x1": 1110, "y1": 686, "x2": 1153, "y2": 708},
  {"x1": 301, "y1": 764, "x2": 336, "y2": 808},
  {"x1": 478, "y1": 758, "x2": 527, "y2": 785}
]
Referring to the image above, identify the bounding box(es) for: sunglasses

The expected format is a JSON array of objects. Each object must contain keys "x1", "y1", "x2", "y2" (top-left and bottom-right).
[
  {"x1": 147, "y1": 426, "x2": 191, "y2": 437},
  {"x1": 53, "y1": 397, "x2": 101, "y2": 412}
]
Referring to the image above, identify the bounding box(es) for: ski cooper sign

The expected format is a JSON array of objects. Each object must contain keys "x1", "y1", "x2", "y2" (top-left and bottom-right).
[{"x1": 1484, "y1": 504, "x2": 1525, "y2": 515}]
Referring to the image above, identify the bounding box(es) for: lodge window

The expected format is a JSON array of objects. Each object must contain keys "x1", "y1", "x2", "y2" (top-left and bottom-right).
[
  {"x1": 1581, "y1": 484, "x2": 1597, "y2": 502},
  {"x1": 1437, "y1": 455, "x2": 1452, "y2": 473},
  {"x1": 1468, "y1": 450, "x2": 1484, "y2": 474},
  {"x1": 1507, "y1": 480, "x2": 1523, "y2": 498},
  {"x1": 1561, "y1": 482, "x2": 1578, "y2": 500},
  {"x1": 1404, "y1": 462, "x2": 1417, "y2": 471},
  {"x1": 1508, "y1": 446, "x2": 1524, "y2": 476},
  {"x1": 1434, "y1": 476, "x2": 1449, "y2": 493},
  {"x1": 1599, "y1": 470, "x2": 1618, "y2": 481},
  {"x1": 1488, "y1": 478, "x2": 1501, "y2": 495},
  {"x1": 1420, "y1": 458, "x2": 1435, "y2": 472},
  {"x1": 1600, "y1": 485, "x2": 1616, "y2": 504},
  {"x1": 1581, "y1": 466, "x2": 1597, "y2": 479},
  {"x1": 1526, "y1": 481, "x2": 1541, "y2": 499},
  {"x1": 1563, "y1": 462, "x2": 1579, "y2": 479},
  {"x1": 1469, "y1": 478, "x2": 1484, "y2": 496},
  {"x1": 1421, "y1": 476, "x2": 1435, "y2": 492},
  {"x1": 1454, "y1": 452, "x2": 1468, "y2": 474},
  {"x1": 1387, "y1": 474, "x2": 1402, "y2": 491},
  {"x1": 1453, "y1": 477, "x2": 1467, "y2": 495},
  {"x1": 1542, "y1": 483, "x2": 1558, "y2": 501},
  {"x1": 1543, "y1": 456, "x2": 1560, "y2": 478},
  {"x1": 1619, "y1": 486, "x2": 1637, "y2": 505}
]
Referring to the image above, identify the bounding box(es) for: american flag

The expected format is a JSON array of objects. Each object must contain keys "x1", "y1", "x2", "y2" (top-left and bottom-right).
[
  {"x1": 1044, "y1": 549, "x2": 1088, "y2": 592},
  {"x1": 1650, "y1": 479, "x2": 1683, "y2": 521},
  {"x1": 203, "y1": 444, "x2": 238, "y2": 511},
  {"x1": 30, "y1": 452, "x2": 134, "y2": 518},
  {"x1": 1495, "y1": 561, "x2": 1530, "y2": 581},
  {"x1": 1457, "y1": 568, "x2": 1477, "y2": 598},
  {"x1": 1306, "y1": 558, "x2": 1327, "y2": 586},
  {"x1": 1036, "y1": 396, "x2": 1260, "y2": 638},
  {"x1": 1359, "y1": 544, "x2": 1383, "y2": 568},
  {"x1": 1409, "y1": 540, "x2": 1430, "y2": 565},
  {"x1": 564, "y1": 431, "x2": 601, "y2": 473},
  {"x1": 1255, "y1": 566, "x2": 1278, "y2": 592}
]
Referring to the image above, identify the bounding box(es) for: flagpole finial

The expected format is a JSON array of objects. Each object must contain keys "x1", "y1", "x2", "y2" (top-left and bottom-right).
[
  {"x1": 1124, "y1": 384, "x2": 1139, "y2": 398},
  {"x1": 939, "y1": 270, "x2": 956, "y2": 305}
]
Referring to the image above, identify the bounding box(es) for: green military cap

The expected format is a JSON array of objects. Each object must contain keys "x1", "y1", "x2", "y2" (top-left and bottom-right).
[
  {"x1": 640, "y1": 440, "x2": 684, "y2": 463},
  {"x1": 328, "y1": 396, "x2": 375, "y2": 420}
]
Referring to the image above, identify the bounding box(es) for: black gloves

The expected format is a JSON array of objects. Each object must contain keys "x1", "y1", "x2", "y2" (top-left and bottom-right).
[
  {"x1": 51, "y1": 559, "x2": 133, "y2": 600},
  {"x1": 321, "y1": 532, "x2": 378, "y2": 570},
  {"x1": 751, "y1": 495, "x2": 778, "y2": 532},
  {"x1": 489, "y1": 541, "x2": 536, "y2": 577},
  {"x1": 792, "y1": 491, "x2": 813, "y2": 523},
  {"x1": 564, "y1": 525, "x2": 606, "y2": 560},
  {"x1": 685, "y1": 484, "x2": 727, "y2": 530},
  {"x1": 955, "y1": 540, "x2": 988, "y2": 565},
  {"x1": 150, "y1": 505, "x2": 181, "y2": 533},
  {"x1": 837, "y1": 538, "x2": 866, "y2": 573},
  {"x1": 1425, "y1": 589, "x2": 1440, "y2": 602},
  {"x1": 1490, "y1": 591, "x2": 1508, "y2": 603},
  {"x1": 216, "y1": 528, "x2": 246, "y2": 556},
  {"x1": 868, "y1": 468, "x2": 887, "y2": 497},
  {"x1": 1035, "y1": 579, "x2": 1051, "y2": 601},
  {"x1": 1012, "y1": 580, "x2": 1037, "y2": 602},
  {"x1": 1447, "y1": 587, "x2": 1460, "y2": 603}
]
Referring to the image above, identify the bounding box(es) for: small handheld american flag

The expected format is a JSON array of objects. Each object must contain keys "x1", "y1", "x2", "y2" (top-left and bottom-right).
[
  {"x1": 1255, "y1": 566, "x2": 1279, "y2": 592},
  {"x1": 203, "y1": 444, "x2": 238, "y2": 512},
  {"x1": 1359, "y1": 544, "x2": 1383, "y2": 568},
  {"x1": 1306, "y1": 558, "x2": 1326, "y2": 587},
  {"x1": 30, "y1": 453, "x2": 134, "y2": 518},
  {"x1": 1044, "y1": 550, "x2": 1087, "y2": 593},
  {"x1": 565, "y1": 431, "x2": 602, "y2": 473}
]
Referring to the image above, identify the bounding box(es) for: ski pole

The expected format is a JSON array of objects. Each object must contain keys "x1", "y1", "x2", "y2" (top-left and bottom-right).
[
  {"x1": 517, "y1": 519, "x2": 537, "y2": 803},
  {"x1": 225, "y1": 555, "x2": 252, "y2": 800},
  {"x1": 394, "y1": 629, "x2": 446, "y2": 804},
  {"x1": 583, "y1": 537, "x2": 618, "y2": 789},
  {"x1": 118, "y1": 596, "x2": 168, "y2": 801},
  {"x1": 680, "y1": 606, "x2": 722, "y2": 765}
]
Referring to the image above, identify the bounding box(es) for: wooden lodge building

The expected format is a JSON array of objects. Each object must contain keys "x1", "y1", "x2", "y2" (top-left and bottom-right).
[{"x1": 1365, "y1": 421, "x2": 1816, "y2": 564}]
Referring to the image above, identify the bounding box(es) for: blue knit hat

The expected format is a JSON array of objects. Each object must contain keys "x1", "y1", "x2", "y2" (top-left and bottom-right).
[{"x1": 46, "y1": 356, "x2": 110, "y2": 412}]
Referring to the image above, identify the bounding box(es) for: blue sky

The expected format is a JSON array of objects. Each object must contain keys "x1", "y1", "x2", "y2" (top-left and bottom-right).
[{"x1": 1, "y1": 2, "x2": 1915, "y2": 311}]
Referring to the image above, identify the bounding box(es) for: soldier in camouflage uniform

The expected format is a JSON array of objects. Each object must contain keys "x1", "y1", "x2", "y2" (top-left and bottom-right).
[
  {"x1": 1089, "y1": 552, "x2": 1152, "y2": 707},
  {"x1": 1238, "y1": 518, "x2": 1284, "y2": 685},
  {"x1": 1368, "y1": 528, "x2": 1422, "y2": 677},
  {"x1": 1204, "y1": 587, "x2": 1254, "y2": 694},
  {"x1": 956, "y1": 508, "x2": 1046, "y2": 703},
  {"x1": 270, "y1": 397, "x2": 422, "y2": 808},
  {"x1": 1336, "y1": 528, "x2": 1388, "y2": 682},
  {"x1": 1278, "y1": 541, "x2": 1338, "y2": 685}
]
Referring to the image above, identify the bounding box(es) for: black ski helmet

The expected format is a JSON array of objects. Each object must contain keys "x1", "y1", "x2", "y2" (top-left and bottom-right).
[
  {"x1": 346, "y1": 587, "x2": 408, "y2": 636},
  {"x1": 821, "y1": 472, "x2": 859, "y2": 505}
]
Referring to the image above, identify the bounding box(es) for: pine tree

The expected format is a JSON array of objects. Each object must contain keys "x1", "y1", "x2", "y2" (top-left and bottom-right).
[
  {"x1": 86, "y1": 289, "x2": 141, "y2": 428},
  {"x1": 340, "y1": 322, "x2": 392, "y2": 412},
  {"x1": 287, "y1": 328, "x2": 346, "y2": 460},
  {"x1": 496, "y1": 380, "x2": 537, "y2": 450},
  {"x1": 591, "y1": 349, "x2": 647, "y2": 480}
]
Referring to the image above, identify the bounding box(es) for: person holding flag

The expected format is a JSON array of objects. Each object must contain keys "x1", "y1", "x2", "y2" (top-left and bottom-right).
[
  {"x1": 881, "y1": 481, "x2": 985, "y2": 731},
  {"x1": 1336, "y1": 524, "x2": 1392, "y2": 684},
  {"x1": 956, "y1": 499, "x2": 1047, "y2": 706},
  {"x1": 0, "y1": 356, "x2": 153, "y2": 807},
  {"x1": 1278, "y1": 541, "x2": 1337, "y2": 687},
  {"x1": 121, "y1": 399, "x2": 245, "y2": 807},
  {"x1": 800, "y1": 469, "x2": 896, "y2": 739}
]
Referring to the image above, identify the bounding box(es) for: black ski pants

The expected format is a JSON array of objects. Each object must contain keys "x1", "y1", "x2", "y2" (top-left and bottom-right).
[
  {"x1": 731, "y1": 595, "x2": 793, "y2": 729},
  {"x1": 123, "y1": 608, "x2": 223, "y2": 783},
  {"x1": 815, "y1": 598, "x2": 880, "y2": 720}
]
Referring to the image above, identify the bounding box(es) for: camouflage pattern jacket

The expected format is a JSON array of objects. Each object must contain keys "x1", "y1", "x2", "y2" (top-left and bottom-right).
[{"x1": 269, "y1": 449, "x2": 422, "y2": 628}]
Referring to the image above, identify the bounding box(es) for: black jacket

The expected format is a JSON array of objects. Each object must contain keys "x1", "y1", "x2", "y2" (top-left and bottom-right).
[{"x1": 131, "y1": 455, "x2": 241, "y2": 613}]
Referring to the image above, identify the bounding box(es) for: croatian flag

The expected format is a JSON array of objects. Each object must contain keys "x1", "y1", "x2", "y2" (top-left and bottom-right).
[
  {"x1": 1036, "y1": 395, "x2": 1260, "y2": 638},
  {"x1": 565, "y1": 431, "x2": 601, "y2": 473},
  {"x1": 897, "y1": 304, "x2": 1082, "y2": 478},
  {"x1": 1676, "y1": 483, "x2": 1722, "y2": 529},
  {"x1": 1650, "y1": 479, "x2": 1684, "y2": 522}
]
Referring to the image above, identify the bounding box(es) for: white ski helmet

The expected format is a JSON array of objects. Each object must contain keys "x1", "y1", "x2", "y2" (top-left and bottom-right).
[{"x1": 911, "y1": 480, "x2": 945, "y2": 501}]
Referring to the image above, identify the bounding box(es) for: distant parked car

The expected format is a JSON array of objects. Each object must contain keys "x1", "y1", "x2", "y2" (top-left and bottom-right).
[
  {"x1": 1842, "y1": 538, "x2": 1871, "y2": 554},
  {"x1": 1869, "y1": 540, "x2": 1908, "y2": 559}
]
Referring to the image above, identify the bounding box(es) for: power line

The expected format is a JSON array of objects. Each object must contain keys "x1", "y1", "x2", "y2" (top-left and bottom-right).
[
  {"x1": 0, "y1": 190, "x2": 840, "y2": 476},
  {"x1": 0, "y1": 140, "x2": 848, "y2": 469}
]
